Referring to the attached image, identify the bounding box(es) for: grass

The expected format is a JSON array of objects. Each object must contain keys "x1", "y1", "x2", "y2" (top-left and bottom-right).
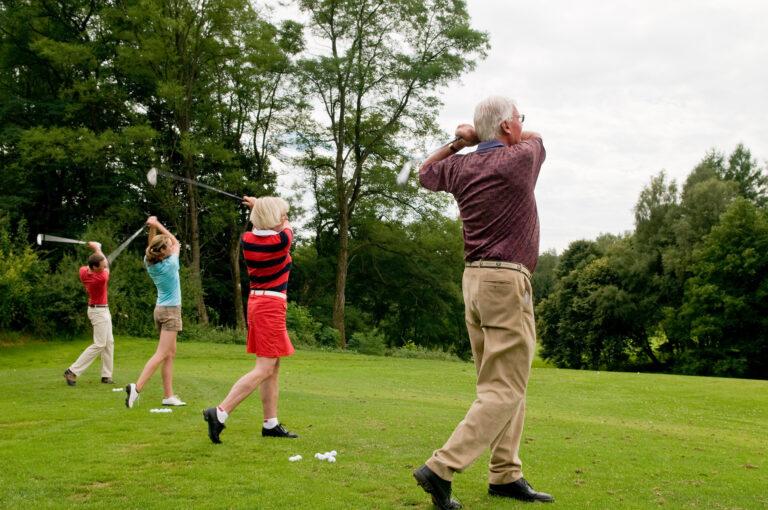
[{"x1": 0, "y1": 336, "x2": 766, "y2": 509}]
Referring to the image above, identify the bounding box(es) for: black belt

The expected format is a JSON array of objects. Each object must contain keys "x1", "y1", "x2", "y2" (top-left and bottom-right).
[{"x1": 88, "y1": 304, "x2": 109, "y2": 308}]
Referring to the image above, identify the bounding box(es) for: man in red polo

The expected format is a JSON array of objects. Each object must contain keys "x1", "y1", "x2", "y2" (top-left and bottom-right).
[
  {"x1": 63, "y1": 242, "x2": 115, "y2": 386},
  {"x1": 412, "y1": 96, "x2": 553, "y2": 508}
]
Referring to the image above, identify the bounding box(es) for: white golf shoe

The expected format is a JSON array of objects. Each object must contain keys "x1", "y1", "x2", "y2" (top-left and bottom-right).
[
  {"x1": 125, "y1": 383, "x2": 139, "y2": 408},
  {"x1": 162, "y1": 395, "x2": 187, "y2": 406}
]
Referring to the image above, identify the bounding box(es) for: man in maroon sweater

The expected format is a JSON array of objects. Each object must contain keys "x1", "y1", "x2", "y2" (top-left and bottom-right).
[{"x1": 413, "y1": 96, "x2": 553, "y2": 508}]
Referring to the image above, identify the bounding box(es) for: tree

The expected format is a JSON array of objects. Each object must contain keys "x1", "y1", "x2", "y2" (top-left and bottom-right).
[
  {"x1": 531, "y1": 249, "x2": 558, "y2": 305},
  {"x1": 677, "y1": 199, "x2": 768, "y2": 378},
  {"x1": 294, "y1": 0, "x2": 488, "y2": 346},
  {"x1": 109, "y1": 0, "x2": 298, "y2": 324},
  {"x1": 720, "y1": 144, "x2": 768, "y2": 207}
]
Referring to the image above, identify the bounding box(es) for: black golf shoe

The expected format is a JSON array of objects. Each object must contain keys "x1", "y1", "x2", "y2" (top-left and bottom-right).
[
  {"x1": 203, "y1": 407, "x2": 225, "y2": 444},
  {"x1": 488, "y1": 477, "x2": 555, "y2": 503},
  {"x1": 262, "y1": 423, "x2": 298, "y2": 438},
  {"x1": 413, "y1": 464, "x2": 462, "y2": 510}
]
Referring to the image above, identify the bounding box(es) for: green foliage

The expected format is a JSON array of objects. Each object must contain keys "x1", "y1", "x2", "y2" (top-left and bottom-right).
[
  {"x1": 677, "y1": 199, "x2": 768, "y2": 378},
  {"x1": 387, "y1": 340, "x2": 461, "y2": 362},
  {"x1": 540, "y1": 145, "x2": 768, "y2": 378},
  {"x1": 0, "y1": 219, "x2": 47, "y2": 330},
  {"x1": 286, "y1": 302, "x2": 322, "y2": 347},
  {"x1": 531, "y1": 249, "x2": 559, "y2": 304},
  {"x1": 348, "y1": 327, "x2": 387, "y2": 356},
  {"x1": 294, "y1": 0, "x2": 489, "y2": 344}
]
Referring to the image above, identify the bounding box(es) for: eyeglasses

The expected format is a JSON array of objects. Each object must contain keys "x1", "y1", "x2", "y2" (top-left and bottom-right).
[{"x1": 503, "y1": 114, "x2": 525, "y2": 126}]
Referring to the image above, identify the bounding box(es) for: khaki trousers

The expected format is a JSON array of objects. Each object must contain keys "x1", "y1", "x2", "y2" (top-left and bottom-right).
[
  {"x1": 70, "y1": 307, "x2": 114, "y2": 378},
  {"x1": 426, "y1": 267, "x2": 536, "y2": 484}
]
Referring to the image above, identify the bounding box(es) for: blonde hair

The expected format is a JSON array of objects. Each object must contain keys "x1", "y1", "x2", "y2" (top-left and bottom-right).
[
  {"x1": 250, "y1": 196, "x2": 289, "y2": 230},
  {"x1": 473, "y1": 96, "x2": 517, "y2": 141},
  {"x1": 145, "y1": 234, "x2": 171, "y2": 265}
]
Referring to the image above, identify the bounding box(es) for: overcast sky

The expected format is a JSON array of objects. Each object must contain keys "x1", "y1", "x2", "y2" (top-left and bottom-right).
[
  {"x1": 438, "y1": 0, "x2": 768, "y2": 252},
  {"x1": 270, "y1": 0, "x2": 768, "y2": 253}
]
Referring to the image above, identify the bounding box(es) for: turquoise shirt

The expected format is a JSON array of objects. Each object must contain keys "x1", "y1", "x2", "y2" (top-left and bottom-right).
[{"x1": 145, "y1": 253, "x2": 182, "y2": 306}]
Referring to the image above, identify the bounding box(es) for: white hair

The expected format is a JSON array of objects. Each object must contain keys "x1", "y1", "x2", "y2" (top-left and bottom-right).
[
  {"x1": 473, "y1": 96, "x2": 517, "y2": 141},
  {"x1": 250, "y1": 196, "x2": 289, "y2": 230}
]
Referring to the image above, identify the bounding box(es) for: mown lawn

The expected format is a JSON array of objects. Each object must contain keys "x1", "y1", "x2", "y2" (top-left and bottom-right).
[{"x1": 0, "y1": 336, "x2": 765, "y2": 509}]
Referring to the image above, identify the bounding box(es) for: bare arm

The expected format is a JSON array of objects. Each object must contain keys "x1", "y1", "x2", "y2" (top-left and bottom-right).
[
  {"x1": 419, "y1": 124, "x2": 480, "y2": 172},
  {"x1": 87, "y1": 241, "x2": 108, "y2": 269},
  {"x1": 146, "y1": 216, "x2": 180, "y2": 255}
]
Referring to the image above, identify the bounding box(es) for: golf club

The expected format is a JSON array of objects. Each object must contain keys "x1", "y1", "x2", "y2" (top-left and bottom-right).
[
  {"x1": 396, "y1": 138, "x2": 461, "y2": 185},
  {"x1": 107, "y1": 225, "x2": 145, "y2": 264},
  {"x1": 146, "y1": 168, "x2": 242, "y2": 202},
  {"x1": 36, "y1": 234, "x2": 87, "y2": 246}
]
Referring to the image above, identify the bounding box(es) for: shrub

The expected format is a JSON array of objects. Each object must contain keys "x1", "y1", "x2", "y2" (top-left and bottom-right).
[
  {"x1": 348, "y1": 328, "x2": 387, "y2": 356},
  {"x1": 0, "y1": 220, "x2": 47, "y2": 331},
  {"x1": 286, "y1": 302, "x2": 321, "y2": 347},
  {"x1": 388, "y1": 340, "x2": 461, "y2": 362},
  {"x1": 316, "y1": 325, "x2": 340, "y2": 348},
  {"x1": 181, "y1": 322, "x2": 244, "y2": 344}
]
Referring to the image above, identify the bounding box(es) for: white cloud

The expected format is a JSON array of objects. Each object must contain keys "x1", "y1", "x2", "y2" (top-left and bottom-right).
[{"x1": 437, "y1": 0, "x2": 768, "y2": 252}]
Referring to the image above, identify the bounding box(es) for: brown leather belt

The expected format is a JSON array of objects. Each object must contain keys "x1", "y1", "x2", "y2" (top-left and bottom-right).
[{"x1": 464, "y1": 260, "x2": 531, "y2": 280}]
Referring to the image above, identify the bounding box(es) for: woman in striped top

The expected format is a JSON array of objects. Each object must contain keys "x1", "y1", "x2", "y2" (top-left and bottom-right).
[{"x1": 203, "y1": 196, "x2": 298, "y2": 443}]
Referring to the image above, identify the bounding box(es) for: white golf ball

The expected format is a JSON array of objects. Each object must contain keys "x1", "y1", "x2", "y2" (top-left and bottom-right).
[
  {"x1": 330, "y1": 450, "x2": 337, "y2": 456},
  {"x1": 327, "y1": 456, "x2": 336, "y2": 463}
]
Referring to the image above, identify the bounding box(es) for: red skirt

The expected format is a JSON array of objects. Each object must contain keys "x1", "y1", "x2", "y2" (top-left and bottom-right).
[{"x1": 246, "y1": 295, "x2": 294, "y2": 357}]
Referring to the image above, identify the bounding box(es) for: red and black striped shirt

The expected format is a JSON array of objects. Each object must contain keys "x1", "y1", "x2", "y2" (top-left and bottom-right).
[{"x1": 241, "y1": 228, "x2": 293, "y2": 294}]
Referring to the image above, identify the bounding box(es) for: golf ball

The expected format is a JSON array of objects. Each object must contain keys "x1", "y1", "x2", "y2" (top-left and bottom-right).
[{"x1": 327, "y1": 457, "x2": 336, "y2": 463}]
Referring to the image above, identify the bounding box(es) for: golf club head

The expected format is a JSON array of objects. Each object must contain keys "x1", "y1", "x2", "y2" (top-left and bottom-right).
[
  {"x1": 147, "y1": 168, "x2": 158, "y2": 186},
  {"x1": 396, "y1": 160, "x2": 414, "y2": 185},
  {"x1": 36, "y1": 234, "x2": 43, "y2": 245}
]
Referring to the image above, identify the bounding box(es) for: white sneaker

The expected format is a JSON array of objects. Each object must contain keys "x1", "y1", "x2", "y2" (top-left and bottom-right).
[
  {"x1": 162, "y1": 395, "x2": 187, "y2": 406},
  {"x1": 125, "y1": 383, "x2": 139, "y2": 408}
]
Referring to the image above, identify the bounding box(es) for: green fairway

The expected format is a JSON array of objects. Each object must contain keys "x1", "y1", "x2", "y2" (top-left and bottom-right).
[{"x1": 0, "y1": 337, "x2": 766, "y2": 509}]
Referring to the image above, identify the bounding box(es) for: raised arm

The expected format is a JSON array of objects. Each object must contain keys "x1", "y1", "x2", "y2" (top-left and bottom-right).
[
  {"x1": 521, "y1": 130, "x2": 542, "y2": 141},
  {"x1": 146, "y1": 216, "x2": 180, "y2": 255},
  {"x1": 419, "y1": 124, "x2": 480, "y2": 172},
  {"x1": 87, "y1": 241, "x2": 108, "y2": 269}
]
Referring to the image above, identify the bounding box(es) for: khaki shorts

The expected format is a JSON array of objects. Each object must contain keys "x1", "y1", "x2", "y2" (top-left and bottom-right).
[{"x1": 154, "y1": 306, "x2": 182, "y2": 332}]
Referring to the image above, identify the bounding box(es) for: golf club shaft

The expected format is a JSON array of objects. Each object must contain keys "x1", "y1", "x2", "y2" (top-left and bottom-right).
[
  {"x1": 155, "y1": 169, "x2": 241, "y2": 201},
  {"x1": 107, "y1": 225, "x2": 145, "y2": 264},
  {"x1": 40, "y1": 234, "x2": 87, "y2": 245},
  {"x1": 397, "y1": 138, "x2": 461, "y2": 185}
]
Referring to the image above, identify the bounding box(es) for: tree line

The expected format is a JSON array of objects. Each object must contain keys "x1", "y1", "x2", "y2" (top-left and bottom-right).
[
  {"x1": 535, "y1": 146, "x2": 768, "y2": 379},
  {"x1": 0, "y1": 0, "x2": 487, "y2": 355},
  {"x1": 3, "y1": 1, "x2": 766, "y2": 379}
]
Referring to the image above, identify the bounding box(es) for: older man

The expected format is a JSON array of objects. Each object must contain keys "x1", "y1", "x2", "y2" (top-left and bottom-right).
[
  {"x1": 64, "y1": 242, "x2": 114, "y2": 386},
  {"x1": 412, "y1": 96, "x2": 553, "y2": 508}
]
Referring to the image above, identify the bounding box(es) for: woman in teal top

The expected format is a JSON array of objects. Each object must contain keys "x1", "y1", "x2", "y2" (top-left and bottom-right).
[{"x1": 124, "y1": 216, "x2": 186, "y2": 409}]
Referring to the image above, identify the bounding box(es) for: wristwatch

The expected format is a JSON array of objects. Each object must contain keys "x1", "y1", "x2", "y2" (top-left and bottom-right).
[{"x1": 448, "y1": 141, "x2": 460, "y2": 153}]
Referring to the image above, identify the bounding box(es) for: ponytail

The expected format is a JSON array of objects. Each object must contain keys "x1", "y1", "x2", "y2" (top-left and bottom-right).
[{"x1": 145, "y1": 234, "x2": 171, "y2": 265}]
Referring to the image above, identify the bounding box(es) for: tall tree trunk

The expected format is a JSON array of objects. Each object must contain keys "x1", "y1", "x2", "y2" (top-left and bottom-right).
[
  {"x1": 184, "y1": 156, "x2": 209, "y2": 324},
  {"x1": 229, "y1": 224, "x2": 245, "y2": 330},
  {"x1": 332, "y1": 209, "x2": 349, "y2": 348}
]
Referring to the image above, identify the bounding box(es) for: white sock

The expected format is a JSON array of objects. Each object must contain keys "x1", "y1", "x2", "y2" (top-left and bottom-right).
[
  {"x1": 263, "y1": 417, "x2": 279, "y2": 429},
  {"x1": 216, "y1": 407, "x2": 229, "y2": 423}
]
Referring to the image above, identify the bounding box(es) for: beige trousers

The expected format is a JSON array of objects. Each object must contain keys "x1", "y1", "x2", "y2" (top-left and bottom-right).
[
  {"x1": 70, "y1": 307, "x2": 114, "y2": 378},
  {"x1": 426, "y1": 267, "x2": 536, "y2": 484}
]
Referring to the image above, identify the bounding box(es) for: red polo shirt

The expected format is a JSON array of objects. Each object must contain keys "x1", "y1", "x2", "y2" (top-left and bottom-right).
[{"x1": 79, "y1": 266, "x2": 109, "y2": 305}]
